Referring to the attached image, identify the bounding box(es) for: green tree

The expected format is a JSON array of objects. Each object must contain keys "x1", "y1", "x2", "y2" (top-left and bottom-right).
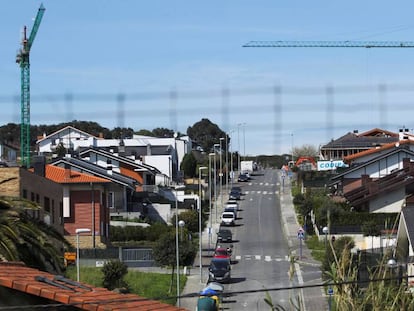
[
  {"x1": 153, "y1": 228, "x2": 196, "y2": 293},
  {"x1": 187, "y1": 118, "x2": 228, "y2": 153},
  {"x1": 135, "y1": 129, "x2": 155, "y2": 137},
  {"x1": 55, "y1": 142, "x2": 66, "y2": 157},
  {"x1": 152, "y1": 127, "x2": 175, "y2": 138},
  {"x1": 181, "y1": 153, "x2": 197, "y2": 178},
  {"x1": 172, "y1": 210, "x2": 199, "y2": 234},
  {"x1": 292, "y1": 144, "x2": 318, "y2": 158},
  {"x1": 102, "y1": 260, "x2": 129, "y2": 291},
  {"x1": 0, "y1": 196, "x2": 70, "y2": 273}
]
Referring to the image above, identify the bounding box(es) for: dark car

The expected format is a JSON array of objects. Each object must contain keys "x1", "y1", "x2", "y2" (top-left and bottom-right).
[
  {"x1": 229, "y1": 190, "x2": 241, "y2": 200},
  {"x1": 217, "y1": 228, "x2": 232, "y2": 243},
  {"x1": 208, "y1": 258, "x2": 231, "y2": 283},
  {"x1": 238, "y1": 174, "x2": 249, "y2": 182}
]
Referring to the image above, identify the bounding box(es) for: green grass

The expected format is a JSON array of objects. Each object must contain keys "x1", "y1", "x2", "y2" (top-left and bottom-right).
[
  {"x1": 304, "y1": 235, "x2": 326, "y2": 262},
  {"x1": 65, "y1": 266, "x2": 187, "y2": 305}
]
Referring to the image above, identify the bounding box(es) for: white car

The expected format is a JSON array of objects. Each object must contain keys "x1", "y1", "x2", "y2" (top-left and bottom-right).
[{"x1": 221, "y1": 211, "x2": 236, "y2": 226}]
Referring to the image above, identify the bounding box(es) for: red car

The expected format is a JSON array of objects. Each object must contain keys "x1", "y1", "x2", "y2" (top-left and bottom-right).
[{"x1": 213, "y1": 247, "x2": 232, "y2": 260}]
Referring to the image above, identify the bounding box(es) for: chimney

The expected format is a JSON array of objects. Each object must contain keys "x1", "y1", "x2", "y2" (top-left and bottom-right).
[
  {"x1": 361, "y1": 174, "x2": 371, "y2": 185},
  {"x1": 64, "y1": 163, "x2": 71, "y2": 180},
  {"x1": 32, "y1": 156, "x2": 46, "y2": 177}
]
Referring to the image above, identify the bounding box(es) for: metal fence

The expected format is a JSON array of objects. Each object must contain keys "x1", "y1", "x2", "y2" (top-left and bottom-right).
[{"x1": 79, "y1": 247, "x2": 154, "y2": 268}]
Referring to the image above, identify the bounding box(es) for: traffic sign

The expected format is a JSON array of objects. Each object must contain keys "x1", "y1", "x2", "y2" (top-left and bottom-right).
[
  {"x1": 327, "y1": 287, "x2": 334, "y2": 295},
  {"x1": 297, "y1": 227, "x2": 305, "y2": 240}
]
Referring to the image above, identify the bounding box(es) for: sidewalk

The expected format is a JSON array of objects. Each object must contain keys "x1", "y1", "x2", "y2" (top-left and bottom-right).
[
  {"x1": 180, "y1": 173, "x2": 328, "y2": 310},
  {"x1": 280, "y1": 178, "x2": 328, "y2": 311}
]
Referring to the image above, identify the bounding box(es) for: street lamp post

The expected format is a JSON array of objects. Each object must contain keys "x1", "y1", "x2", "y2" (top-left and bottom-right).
[
  {"x1": 174, "y1": 187, "x2": 180, "y2": 306},
  {"x1": 213, "y1": 144, "x2": 220, "y2": 223},
  {"x1": 243, "y1": 123, "x2": 246, "y2": 161},
  {"x1": 322, "y1": 226, "x2": 331, "y2": 311},
  {"x1": 198, "y1": 166, "x2": 208, "y2": 284},
  {"x1": 208, "y1": 153, "x2": 215, "y2": 252},
  {"x1": 179, "y1": 220, "x2": 185, "y2": 242},
  {"x1": 219, "y1": 138, "x2": 224, "y2": 213},
  {"x1": 225, "y1": 135, "x2": 228, "y2": 193},
  {"x1": 76, "y1": 228, "x2": 91, "y2": 282},
  {"x1": 323, "y1": 226, "x2": 329, "y2": 249}
]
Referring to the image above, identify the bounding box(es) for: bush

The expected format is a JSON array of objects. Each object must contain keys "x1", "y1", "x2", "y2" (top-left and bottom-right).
[{"x1": 102, "y1": 260, "x2": 129, "y2": 291}]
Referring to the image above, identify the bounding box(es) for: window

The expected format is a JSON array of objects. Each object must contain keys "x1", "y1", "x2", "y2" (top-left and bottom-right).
[
  {"x1": 108, "y1": 192, "x2": 115, "y2": 209},
  {"x1": 22, "y1": 189, "x2": 27, "y2": 199},
  {"x1": 44, "y1": 197, "x2": 50, "y2": 213}
]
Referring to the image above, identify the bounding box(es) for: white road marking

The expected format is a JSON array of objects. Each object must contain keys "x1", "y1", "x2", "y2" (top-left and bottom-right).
[
  {"x1": 265, "y1": 255, "x2": 271, "y2": 262},
  {"x1": 235, "y1": 255, "x2": 241, "y2": 260},
  {"x1": 255, "y1": 255, "x2": 261, "y2": 260}
]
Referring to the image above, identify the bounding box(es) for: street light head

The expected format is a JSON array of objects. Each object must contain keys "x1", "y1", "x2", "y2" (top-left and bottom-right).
[
  {"x1": 178, "y1": 220, "x2": 185, "y2": 227},
  {"x1": 220, "y1": 137, "x2": 225, "y2": 141},
  {"x1": 209, "y1": 153, "x2": 215, "y2": 156},
  {"x1": 199, "y1": 166, "x2": 208, "y2": 170},
  {"x1": 76, "y1": 228, "x2": 91, "y2": 234},
  {"x1": 387, "y1": 258, "x2": 397, "y2": 268},
  {"x1": 322, "y1": 226, "x2": 329, "y2": 234}
]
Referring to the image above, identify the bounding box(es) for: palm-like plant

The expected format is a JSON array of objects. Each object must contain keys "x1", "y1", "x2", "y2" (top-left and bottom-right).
[{"x1": 0, "y1": 196, "x2": 70, "y2": 273}]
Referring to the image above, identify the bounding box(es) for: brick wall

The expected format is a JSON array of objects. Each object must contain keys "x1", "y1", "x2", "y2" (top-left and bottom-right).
[{"x1": 0, "y1": 167, "x2": 64, "y2": 235}]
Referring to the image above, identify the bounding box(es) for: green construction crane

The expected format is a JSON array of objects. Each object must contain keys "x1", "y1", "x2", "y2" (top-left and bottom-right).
[
  {"x1": 243, "y1": 41, "x2": 414, "y2": 48},
  {"x1": 16, "y1": 4, "x2": 45, "y2": 168}
]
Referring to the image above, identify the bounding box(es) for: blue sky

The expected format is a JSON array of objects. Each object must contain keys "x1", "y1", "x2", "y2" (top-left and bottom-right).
[{"x1": 2, "y1": 1, "x2": 414, "y2": 155}]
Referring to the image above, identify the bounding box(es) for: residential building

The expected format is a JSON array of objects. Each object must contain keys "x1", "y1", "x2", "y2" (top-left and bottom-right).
[
  {"x1": 51, "y1": 157, "x2": 138, "y2": 215},
  {"x1": 330, "y1": 146, "x2": 414, "y2": 197},
  {"x1": 0, "y1": 163, "x2": 63, "y2": 235},
  {"x1": 0, "y1": 141, "x2": 18, "y2": 166},
  {"x1": 37, "y1": 162, "x2": 112, "y2": 248},
  {"x1": 78, "y1": 147, "x2": 161, "y2": 191},
  {"x1": 319, "y1": 128, "x2": 402, "y2": 161},
  {"x1": 36, "y1": 126, "x2": 192, "y2": 185}
]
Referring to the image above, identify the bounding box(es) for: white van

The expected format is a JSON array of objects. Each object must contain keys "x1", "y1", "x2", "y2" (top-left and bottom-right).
[{"x1": 221, "y1": 211, "x2": 236, "y2": 226}]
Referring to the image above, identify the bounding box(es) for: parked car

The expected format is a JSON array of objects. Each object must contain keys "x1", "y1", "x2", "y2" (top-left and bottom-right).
[
  {"x1": 208, "y1": 258, "x2": 231, "y2": 283},
  {"x1": 224, "y1": 206, "x2": 237, "y2": 219},
  {"x1": 217, "y1": 228, "x2": 232, "y2": 243},
  {"x1": 221, "y1": 211, "x2": 236, "y2": 226},
  {"x1": 213, "y1": 247, "x2": 231, "y2": 260},
  {"x1": 225, "y1": 200, "x2": 239, "y2": 209},
  {"x1": 229, "y1": 190, "x2": 241, "y2": 200},
  {"x1": 238, "y1": 174, "x2": 249, "y2": 182}
]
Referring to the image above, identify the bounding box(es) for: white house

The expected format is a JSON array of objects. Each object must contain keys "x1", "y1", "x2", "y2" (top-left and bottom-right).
[{"x1": 36, "y1": 126, "x2": 192, "y2": 185}]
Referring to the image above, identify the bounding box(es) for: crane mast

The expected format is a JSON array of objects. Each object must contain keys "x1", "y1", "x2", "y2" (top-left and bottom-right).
[{"x1": 16, "y1": 4, "x2": 45, "y2": 168}]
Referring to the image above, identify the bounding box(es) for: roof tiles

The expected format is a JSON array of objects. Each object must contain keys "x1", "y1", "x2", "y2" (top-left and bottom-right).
[{"x1": 0, "y1": 262, "x2": 187, "y2": 311}]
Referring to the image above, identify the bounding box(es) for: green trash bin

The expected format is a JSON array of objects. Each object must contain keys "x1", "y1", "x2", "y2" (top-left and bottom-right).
[{"x1": 196, "y1": 296, "x2": 218, "y2": 311}]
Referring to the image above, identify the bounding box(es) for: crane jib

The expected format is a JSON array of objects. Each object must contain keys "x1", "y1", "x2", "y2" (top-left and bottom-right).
[{"x1": 243, "y1": 41, "x2": 414, "y2": 48}]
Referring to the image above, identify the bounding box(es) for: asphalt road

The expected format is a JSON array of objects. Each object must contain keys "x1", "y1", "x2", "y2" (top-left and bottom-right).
[{"x1": 221, "y1": 169, "x2": 293, "y2": 310}]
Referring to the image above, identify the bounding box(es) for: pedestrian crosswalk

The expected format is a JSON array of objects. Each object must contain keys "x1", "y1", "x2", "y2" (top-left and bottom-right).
[
  {"x1": 244, "y1": 190, "x2": 279, "y2": 195},
  {"x1": 234, "y1": 255, "x2": 289, "y2": 262}
]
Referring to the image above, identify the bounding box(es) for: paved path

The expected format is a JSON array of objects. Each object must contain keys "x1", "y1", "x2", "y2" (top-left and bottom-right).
[{"x1": 179, "y1": 170, "x2": 328, "y2": 310}]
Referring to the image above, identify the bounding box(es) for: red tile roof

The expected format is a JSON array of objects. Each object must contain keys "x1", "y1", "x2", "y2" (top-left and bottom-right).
[
  {"x1": 344, "y1": 140, "x2": 412, "y2": 163},
  {"x1": 31, "y1": 165, "x2": 111, "y2": 184},
  {"x1": 0, "y1": 262, "x2": 186, "y2": 310}
]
